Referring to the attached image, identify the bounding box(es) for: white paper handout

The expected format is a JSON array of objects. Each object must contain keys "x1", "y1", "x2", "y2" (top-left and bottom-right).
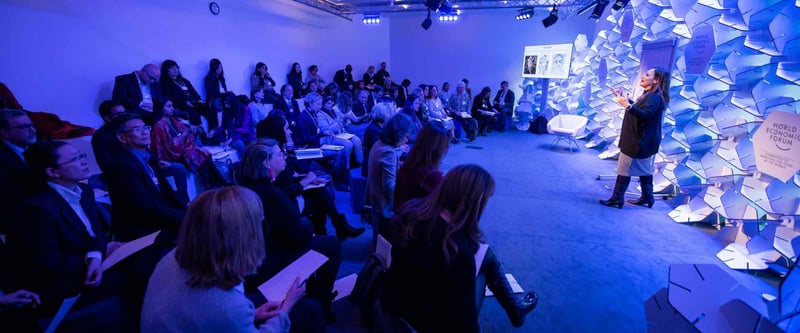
[
  {"x1": 335, "y1": 133, "x2": 355, "y2": 140},
  {"x1": 258, "y1": 250, "x2": 329, "y2": 301},
  {"x1": 376, "y1": 234, "x2": 392, "y2": 268},
  {"x1": 45, "y1": 294, "x2": 80, "y2": 333},
  {"x1": 333, "y1": 273, "x2": 358, "y2": 302},
  {"x1": 320, "y1": 144, "x2": 345, "y2": 151},
  {"x1": 102, "y1": 231, "x2": 160, "y2": 271},
  {"x1": 294, "y1": 149, "x2": 324, "y2": 160}
]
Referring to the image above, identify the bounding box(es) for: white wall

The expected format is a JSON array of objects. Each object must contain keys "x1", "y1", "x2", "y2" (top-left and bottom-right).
[
  {"x1": 0, "y1": 0, "x2": 390, "y2": 127},
  {"x1": 386, "y1": 8, "x2": 597, "y2": 98}
]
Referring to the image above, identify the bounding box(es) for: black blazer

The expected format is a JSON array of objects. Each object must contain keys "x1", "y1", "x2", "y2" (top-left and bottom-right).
[
  {"x1": 160, "y1": 77, "x2": 202, "y2": 112},
  {"x1": 0, "y1": 141, "x2": 33, "y2": 233},
  {"x1": 106, "y1": 149, "x2": 185, "y2": 244},
  {"x1": 203, "y1": 74, "x2": 227, "y2": 101},
  {"x1": 112, "y1": 72, "x2": 162, "y2": 111},
  {"x1": 493, "y1": 90, "x2": 515, "y2": 112},
  {"x1": 5, "y1": 184, "x2": 107, "y2": 313},
  {"x1": 90, "y1": 124, "x2": 122, "y2": 174},
  {"x1": 619, "y1": 92, "x2": 665, "y2": 158},
  {"x1": 293, "y1": 110, "x2": 325, "y2": 148},
  {"x1": 274, "y1": 98, "x2": 301, "y2": 126},
  {"x1": 333, "y1": 70, "x2": 354, "y2": 91}
]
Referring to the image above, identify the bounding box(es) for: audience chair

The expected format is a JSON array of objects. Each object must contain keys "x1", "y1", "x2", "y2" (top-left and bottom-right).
[{"x1": 547, "y1": 114, "x2": 588, "y2": 152}]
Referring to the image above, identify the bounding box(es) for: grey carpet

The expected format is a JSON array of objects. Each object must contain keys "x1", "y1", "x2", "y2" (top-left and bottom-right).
[{"x1": 327, "y1": 130, "x2": 776, "y2": 332}]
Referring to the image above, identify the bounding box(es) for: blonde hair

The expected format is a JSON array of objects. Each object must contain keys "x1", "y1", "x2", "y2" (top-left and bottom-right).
[{"x1": 175, "y1": 186, "x2": 265, "y2": 289}]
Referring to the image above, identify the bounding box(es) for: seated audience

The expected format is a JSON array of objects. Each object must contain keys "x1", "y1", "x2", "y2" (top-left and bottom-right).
[
  {"x1": 304, "y1": 65, "x2": 325, "y2": 87},
  {"x1": 492, "y1": 81, "x2": 515, "y2": 132},
  {"x1": 256, "y1": 113, "x2": 363, "y2": 242},
  {"x1": 159, "y1": 59, "x2": 217, "y2": 132},
  {"x1": 274, "y1": 85, "x2": 301, "y2": 127},
  {"x1": 362, "y1": 66, "x2": 377, "y2": 91},
  {"x1": 304, "y1": 80, "x2": 321, "y2": 97},
  {"x1": 394, "y1": 122, "x2": 450, "y2": 211},
  {"x1": 221, "y1": 95, "x2": 255, "y2": 158},
  {"x1": 287, "y1": 63, "x2": 304, "y2": 99},
  {"x1": 439, "y1": 81, "x2": 452, "y2": 105},
  {"x1": 472, "y1": 86, "x2": 497, "y2": 137},
  {"x1": 204, "y1": 58, "x2": 236, "y2": 120},
  {"x1": 399, "y1": 95, "x2": 423, "y2": 144},
  {"x1": 294, "y1": 92, "x2": 349, "y2": 191},
  {"x1": 112, "y1": 64, "x2": 162, "y2": 124},
  {"x1": 239, "y1": 141, "x2": 342, "y2": 324},
  {"x1": 106, "y1": 113, "x2": 186, "y2": 245},
  {"x1": 361, "y1": 102, "x2": 394, "y2": 178},
  {"x1": 150, "y1": 100, "x2": 224, "y2": 188},
  {"x1": 319, "y1": 96, "x2": 363, "y2": 169},
  {"x1": 333, "y1": 65, "x2": 354, "y2": 92},
  {"x1": 367, "y1": 113, "x2": 413, "y2": 242},
  {"x1": 249, "y1": 85, "x2": 272, "y2": 126},
  {"x1": 375, "y1": 62, "x2": 390, "y2": 89},
  {"x1": 250, "y1": 62, "x2": 277, "y2": 93},
  {"x1": 6, "y1": 141, "x2": 124, "y2": 328},
  {"x1": 91, "y1": 101, "x2": 127, "y2": 175},
  {"x1": 381, "y1": 164, "x2": 539, "y2": 332},
  {"x1": 449, "y1": 81, "x2": 478, "y2": 142},
  {"x1": 322, "y1": 82, "x2": 340, "y2": 101},
  {"x1": 141, "y1": 186, "x2": 303, "y2": 333},
  {"x1": 425, "y1": 85, "x2": 457, "y2": 143},
  {"x1": 0, "y1": 109, "x2": 37, "y2": 233}
]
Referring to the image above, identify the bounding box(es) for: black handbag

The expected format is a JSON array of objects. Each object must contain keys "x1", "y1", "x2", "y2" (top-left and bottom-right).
[{"x1": 350, "y1": 254, "x2": 388, "y2": 327}]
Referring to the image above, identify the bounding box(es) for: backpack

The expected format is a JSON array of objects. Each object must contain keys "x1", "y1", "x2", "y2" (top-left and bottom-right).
[
  {"x1": 530, "y1": 115, "x2": 548, "y2": 134},
  {"x1": 350, "y1": 254, "x2": 388, "y2": 328}
]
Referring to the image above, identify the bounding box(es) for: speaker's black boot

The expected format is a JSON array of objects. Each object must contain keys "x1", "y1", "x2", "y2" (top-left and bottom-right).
[
  {"x1": 628, "y1": 175, "x2": 655, "y2": 208},
  {"x1": 599, "y1": 175, "x2": 631, "y2": 209},
  {"x1": 484, "y1": 250, "x2": 538, "y2": 327},
  {"x1": 332, "y1": 213, "x2": 365, "y2": 241}
]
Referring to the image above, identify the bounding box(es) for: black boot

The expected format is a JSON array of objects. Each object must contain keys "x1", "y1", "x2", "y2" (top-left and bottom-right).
[
  {"x1": 309, "y1": 214, "x2": 328, "y2": 236},
  {"x1": 599, "y1": 175, "x2": 631, "y2": 209},
  {"x1": 331, "y1": 213, "x2": 365, "y2": 241},
  {"x1": 484, "y1": 250, "x2": 538, "y2": 327},
  {"x1": 628, "y1": 175, "x2": 655, "y2": 208}
]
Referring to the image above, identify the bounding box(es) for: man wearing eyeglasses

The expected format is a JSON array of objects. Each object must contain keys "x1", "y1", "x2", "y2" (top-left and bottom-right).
[
  {"x1": 0, "y1": 109, "x2": 37, "y2": 233},
  {"x1": 105, "y1": 114, "x2": 186, "y2": 248},
  {"x1": 112, "y1": 64, "x2": 162, "y2": 124}
]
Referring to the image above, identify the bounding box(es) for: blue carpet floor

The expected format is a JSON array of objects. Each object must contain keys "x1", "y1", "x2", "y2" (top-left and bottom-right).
[{"x1": 327, "y1": 130, "x2": 777, "y2": 332}]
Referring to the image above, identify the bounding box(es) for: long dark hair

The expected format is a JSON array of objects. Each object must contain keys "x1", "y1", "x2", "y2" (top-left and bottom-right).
[
  {"x1": 392, "y1": 164, "x2": 495, "y2": 264},
  {"x1": 402, "y1": 122, "x2": 449, "y2": 171},
  {"x1": 207, "y1": 58, "x2": 227, "y2": 91},
  {"x1": 160, "y1": 59, "x2": 182, "y2": 83},
  {"x1": 256, "y1": 112, "x2": 289, "y2": 145},
  {"x1": 650, "y1": 67, "x2": 670, "y2": 105}
]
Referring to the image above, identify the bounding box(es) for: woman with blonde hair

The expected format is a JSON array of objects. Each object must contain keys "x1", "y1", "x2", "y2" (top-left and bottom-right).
[{"x1": 141, "y1": 186, "x2": 304, "y2": 332}]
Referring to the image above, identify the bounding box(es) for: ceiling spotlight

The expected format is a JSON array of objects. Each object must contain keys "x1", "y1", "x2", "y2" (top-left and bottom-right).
[
  {"x1": 362, "y1": 13, "x2": 381, "y2": 25},
  {"x1": 612, "y1": 0, "x2": 630, "y2": 10},
  {"x1": 589, "y1": 0, "x2": 609, "y2": 20},
  {"x1": 439, "y1": 13, "x2": 459, "y2": 22},
  {"x1": 515, "y1": 8, "x2": 535, "y2": 21},
  {"x1": 542, "y1": 5, "x2": 558, "y2": 28},
  {"x1": 421, "y1": 9, "x2": 433, "y2": 30}
]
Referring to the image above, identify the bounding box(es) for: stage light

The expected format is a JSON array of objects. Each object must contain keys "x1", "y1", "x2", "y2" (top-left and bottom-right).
[
  {"x1": 589, "y1": 0, "x2": 609, "y2": 20},
  {"x1": 542, "y1": 5, "x2": 558, "y2": 28},
  {"x1": 612, "y1": 0, "x2": 630, "y2": 10},
  {"x1": 515, "y1": 8, "x2": 535, "y2": 21},
  {"x1": 421, "y1": 10, "x2": 432, "y2": 30},
  {"x1": 362, "y1": 14, "x2": 381, "y2": 25},
  {"x1": 439, "y1": 13, "x2": 459, "y2": 22},
  {"x1": 425, "y1": 0, "x2": 441, "y2": 11}
]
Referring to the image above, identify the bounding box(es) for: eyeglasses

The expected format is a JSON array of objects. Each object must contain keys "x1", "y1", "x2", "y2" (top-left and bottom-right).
[
  {"x1": 57, "y1": 153, "x2": 88, "y2": 165},
  {"x1": 124, "y1": 125, "x2": 152, "y2": 134}
]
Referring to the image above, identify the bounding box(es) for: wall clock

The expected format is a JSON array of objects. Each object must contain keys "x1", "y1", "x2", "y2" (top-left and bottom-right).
[{"x1": 209, "y1": 2, "x2": 220, "y2": 15}]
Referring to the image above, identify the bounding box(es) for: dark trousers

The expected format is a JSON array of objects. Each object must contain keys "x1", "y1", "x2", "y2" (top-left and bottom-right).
[{"x1": 455, "y1": 116, "x2": 478, "y2": 140}]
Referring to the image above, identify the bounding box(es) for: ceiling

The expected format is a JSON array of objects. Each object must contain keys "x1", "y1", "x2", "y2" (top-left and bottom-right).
[{"x1": 293, "y1": 0, "x2": 599, "y2": 21}]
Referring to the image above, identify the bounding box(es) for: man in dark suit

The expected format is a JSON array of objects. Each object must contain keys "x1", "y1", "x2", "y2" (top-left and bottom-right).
[
  {"x1": 91, "y1": 101, "x2": 127, "y2": 175},
  {"x1": 274, "y1": 85, "x2": 301, "y2": 128},
  {"x1": 333, "y1": 64, "x2": 355, "y2": 92},
  {"x1": 6, "y1": 141, "x2": 109, "y2": 317},
  {"x1": 397, "y1": 78, "x2": 411, "y2": 107},
  {"x1": 493, "y1": 81, "x2": 516, "y2": 132},
  {"x1": 374, "y1": 62, "x2": 390, "y2": 89},
  {"x1": 111, "y1": 64, "x2": 162, "y2": 124},
  {"x1": 0, "y1": 109, "x2": 36, "y2": 233},
  {"x1": 105, "y1": 114, "x2": 186, "y2": 246}
]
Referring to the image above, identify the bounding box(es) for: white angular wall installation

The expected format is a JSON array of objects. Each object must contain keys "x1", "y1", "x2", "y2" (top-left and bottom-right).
[{"x1": 568, "y1": 0, "x2": 800, "y2": 227}]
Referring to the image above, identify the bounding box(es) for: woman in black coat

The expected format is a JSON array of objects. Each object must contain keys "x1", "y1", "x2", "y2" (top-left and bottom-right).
[
  {"x1": 600, "y1": 67, "x2": 671, "y2": 209},
  {"x1": 159, "y1": 59, "x2": 218, "y2": 132}
]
